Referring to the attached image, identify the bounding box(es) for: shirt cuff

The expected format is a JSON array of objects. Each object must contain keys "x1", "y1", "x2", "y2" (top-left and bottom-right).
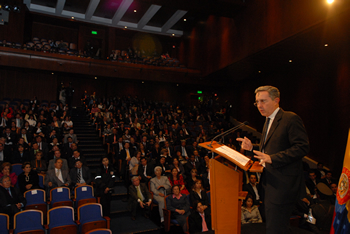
[{"x1": 137, "y1": 199, "x2": 141, "y2": 202}]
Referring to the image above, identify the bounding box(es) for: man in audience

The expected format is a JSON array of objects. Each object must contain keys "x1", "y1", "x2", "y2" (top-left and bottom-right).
[
  {"x1": 163, "y1": 141, "x2": 174, "y2": 158},
  {"x1": 35, "y1": 136, "x2": 49, "y2": 159},
  {"x1": 138, "y1": 157, "x2": 153, "y2": 184},
  {"x1": 68, "y1": 150, "x2": 87, "y2": 169},
  {"x1": 189, "y1": 200, "x2": 212, "y2": 234},
  {"x1": 128, "y1": 176, "x2": 151, "y2": 220},
  {"x1": 45, "y1": 158, "x2": 71, "y2": 189},
  {"x1": 0, "y1": 175, "x2": 26, "y2": 227},
  {"x1": 185, "y1": 155, "x2": 202, "y2": 177},
  {"x1": 306, "y1": 170, "x2": 320, "y2": 202},
  {"x1": 64, "y1": 129, "x2": 78, "y2": 143},
  {"x1": 321, "y1": 171, "x2": 335, "y2": 186},
  {"x1": 0, "y1": 142, "x2": 10, "y2": 163},
  {"x1": 48, "y1": 150, "x2": 69, "y2": 171},
  {"x1": 315, "y1": 162, "x2": 326, "y2": 180},
  {"x1": 18, "y1": 128, "x2": 32, "y2": 146},
  {"x1": 69, "y1": 159, "x2": 92, "y2": 188},
  {"x1": 243, "y1": 173, "x2": 262, "y2": 205},
  {"x1": 175, "y1": 140, "x2": 190, "y2": 161}
]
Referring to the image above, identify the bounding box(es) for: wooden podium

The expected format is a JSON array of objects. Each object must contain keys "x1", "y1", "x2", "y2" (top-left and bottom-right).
[{"x1": 199, "y1": 141, "x2": 263, "y2": 234}]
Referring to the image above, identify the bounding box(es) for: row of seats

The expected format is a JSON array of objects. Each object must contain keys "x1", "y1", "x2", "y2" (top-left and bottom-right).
[{"x1": 0, "y1": 205, "x2": 111, "y2": 234}]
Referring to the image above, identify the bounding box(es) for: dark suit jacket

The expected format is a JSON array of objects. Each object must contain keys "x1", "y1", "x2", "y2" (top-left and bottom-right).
[
  {"x1": 44, "y1": 168, "x2": 71, "y2": 188},
  {"x1": 128, "y1": 182, "x2": 151, "y2": 202},
  {"x1": 188, "y1": 209, "x2": 212, "y2": 234},
  {"x1": 120, "y1": 148, "x2": 135, "y2": 161},
  {"x1": 12, "y1": 151, "x2": 31, "y2": 164},
  {"x1": 0, "y1": 186, "x2": 27, "y2": 216},
  {"x1": 242, "y1": 183, "x2": 261, "y2": 205},
  {"x1": 138, "y1": 164, "x2": 154, "y2": 183},
  {"x1": 184, "y1": 161, "x2": 202, "y2": 177},
  {"x1": 256, "y1": 108, "x2": 309, "y2": 205},
  {"x1": 69, "y1": 166, "x2": 92, "y2": 186},
  {"x1": 68, "y1": 156, "x2": 87, "y2": 169}
]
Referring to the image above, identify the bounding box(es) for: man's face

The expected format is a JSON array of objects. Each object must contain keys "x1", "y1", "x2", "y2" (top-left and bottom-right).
[
  {"x1": 73, "y1": 151, "x2": 80, "y2": 158},
  {"x1": 326, "y1": 172, "x2": 332, "y2": 180},
  {"x1": 132, "y1": 177, "x2": 140, "y2": 186},
  {"x1": 36, "y1": 137, "x2": 42, "y2": 143},
  {"x1": 249, "y1": 175, "x2": 257, "y2": 185},
  {"x1": 55, "y1": 160, "x2": 63, "y2": 169},
  {"x1": 54, "y1": 151, "x2": 61, "y2": 158},
  {"x1": 0, "y1": 144, "x2": 3, "y2": 152},
  {"x1": 0, "y1": 177, "x2": 11, "y2": 189},
  {"x1": 68, "y1": 138, "x2": 73, "y2": 143},
  {"x1": 33, "y1": 143, "x2": 39, "y2": 150},
  {"x1": 255, "y1": 91, "x2": 279, "y2": 117},
  {"x1": 75, "y1": 161, "x2": 82, "y2": 169},
  {"x1": 141, "y1": 159, "x2": 147, "y2": 166},
  {"x1": 190, "y1": 156, "x2": 195, "y2": 162},
  {"x1": 331, "y1": 184, "x2": 337, "y2": 193},
  {"x1": 309, "y1": 173, "x2": 316, "y2": 180},
  {"x1": 317, "y1": 164, "x2": 323, "y2": 170},
  {"x1": 181, "y1": 141, "x2": 186, "y2": 147},
  {"x1": 21, "y1": 129, "x2": 26, "y2": 134},
  {"x1": 5, "y1": 129, "x2": 10, "y2": 134},
  {"x1": 196, "y1": 202, "x2": 204, "y2": 213}
]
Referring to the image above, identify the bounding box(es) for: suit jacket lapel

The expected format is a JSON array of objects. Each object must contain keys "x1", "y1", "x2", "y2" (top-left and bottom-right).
[{"x1": 264, "y1": 109, "x2": 283, "y2": 147}]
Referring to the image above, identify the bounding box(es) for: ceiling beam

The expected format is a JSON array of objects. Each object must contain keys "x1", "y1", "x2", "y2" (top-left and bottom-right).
[
  {"x1": 161, "y1": 10, "x2": 187, "y2": 33},
  {"x1": 56, "y1": 0, "x2": 66, "y2": 15},
  {"x1": 137, "y1": 4, "x2": 161, "y2": 29},
  {"x1": 85, "y1": 0, "x2": 100, "y2": 20},
  {"x1": 112, "y1": 0, "x2": 133, "y2": 25},
  {"x1": 23, "y1": 0, "x2": 31, "y2": 5}
]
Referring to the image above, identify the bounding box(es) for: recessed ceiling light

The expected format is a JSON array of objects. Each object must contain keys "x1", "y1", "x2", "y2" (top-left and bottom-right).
[
  {"x1": 327, "y1": 0, "x2": 334, "y2": 4},
  {"x1": 52, "y1": 73, "x2": 54, "y2": 75},
  {"x1": 124, "y1": 26, "x2": 127, "y2": 29},
  {"x1": 134, "y1": 10, "x2": 137, "y2": 13},
  {"x1": 71, "y1": 17, "x2": 74, "y2": 19},
  {"x1": 142, "y1": 81, "x2": 144, "y2": 83},
  {"x1": 173, "y1": 45, "x2": 175, "y2": 48},
  {"x1": 258, "y1": 71, "x2": 261, "y2": 73},
  {"x1": 172, "y1": 34, "x2": 175, "y2": 36},
  {"x1": 289, "y1": 60, "x2": 292, "y2": 63},
  {"x1": 324, "y1": 43, "x2": 329, "y2": 47},
  {"x1": 95, "y1": 77, "x2": 97, "y2": 79},
  {"x1": 177, "y1": 84, "x2": 179, "y2": 86},
  {"x1": 184, "y1": 19, "x2": 187, "y2": 21}
]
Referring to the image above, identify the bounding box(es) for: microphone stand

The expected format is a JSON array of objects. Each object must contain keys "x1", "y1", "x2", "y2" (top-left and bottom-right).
[{"x1": 208, "y1": 121, "x2": 249, "y2": 148}]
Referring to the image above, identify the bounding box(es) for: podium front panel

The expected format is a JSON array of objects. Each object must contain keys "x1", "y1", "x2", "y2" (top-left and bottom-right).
[{"x1": 210, "y1": 159, "x2": 240, "y2": 234}]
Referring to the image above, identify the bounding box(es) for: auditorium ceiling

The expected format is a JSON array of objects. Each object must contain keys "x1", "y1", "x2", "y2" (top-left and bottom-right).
[{"x1": 23, "y1": 0, "x2": 246, "y2": 37}]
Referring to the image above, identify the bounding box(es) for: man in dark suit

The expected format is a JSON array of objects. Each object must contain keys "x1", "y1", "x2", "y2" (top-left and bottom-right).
[
  {"x1": 68, "y1": 150, "x2": 87, "y2": 169},
  {"x1": 69, "y1": 159, "x2": 92, "y2": 188},
  {"x1": 0, "y1": 175, "x2": 27, "y2": 219},
  {"x1": 305, "y1": 170, "x2": 320, "y2": 202},
  {"x1": 175, "y1": 140, "x2": 190, "y2": 160},
  {"x1": 237, "y1": 85, "x2": 309, "y2": 234},
  {"x1": 18, "y1": 128, "x2": 32, "y2": 146},
  {"x1": 184, "y1": 155, "x2": 202, "y2": 178},
  {"x1": 45, "y1": 158, "x2": 71, "y2": 189},
  {"x1": 163, "y1": 141, "x2": 175, "y2": 158},
  {"x1": 12, "y1": 144, "x2": 31, "y2": 164},
  {"x1": 48, "y1": 150, "x2": 69, "y2": 171},
  {"x1": 35, "y1": 136, "x2": 49, "y2": 159},
  {"x1": 138, "y1": 157, "x2": 153, "y2": 184},
  {"x1": 128, "y1": 176, "x2": 152, "y2": 220},
  {"x1": 242, "y1": 173, "x2": 262, "y2": 206},
  {"x1": 188, "y1": 201, "x2": 212, "y2": 234}
]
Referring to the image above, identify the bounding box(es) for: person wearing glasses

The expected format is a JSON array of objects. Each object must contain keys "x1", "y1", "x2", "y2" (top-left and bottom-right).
[{"x1": 237, "y1": 85, "x2": 309, "y2": 234}]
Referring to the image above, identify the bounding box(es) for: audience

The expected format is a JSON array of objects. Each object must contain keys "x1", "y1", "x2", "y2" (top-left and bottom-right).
[
  {"x1": 241, "y1": 194, "x2": 263, "y2": 224},
  {"x1": 128, "y1": 176, "x2": 152, "y2": 221},
  {"x1": 189, "y1": 200, "x2": 212, "y2": 233},
  {"x1": 17, "y1": 162, "x2": 40, "y2": 194}
]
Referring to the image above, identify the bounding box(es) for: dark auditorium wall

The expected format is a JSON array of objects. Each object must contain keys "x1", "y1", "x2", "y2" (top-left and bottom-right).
[{"x1": 179, "y1": 0, "x2": 350, "y2": 75}]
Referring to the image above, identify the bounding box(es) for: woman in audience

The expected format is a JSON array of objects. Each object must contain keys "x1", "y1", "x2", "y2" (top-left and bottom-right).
[
  {"x1": 31, "y1": 151, "x2": 47, "y2": 174},
  {"x1": 122, "y1": 129, "x2": 131, "y2": 143},
  {"x1": 157, "y1": 157, "x2": 171, "y2": 176},
  {"x1": 139, "y1": 143, "x2": 149, "y2": 158},
  {"x1": 33, "y1": 121, "x2": 45, "y2": 138},
  {"x1": 152, "y1": 143, "x2": 161, "y2": 161},
  {"x1": 166, "y1": 185, "x2": 191, "y2": 232},
  {"x1": 129, "y1": 151, "x2": 141, "y2": 175},
  {"x1": 10, "y1": 121, "x2": 18, "y2": 134},
  {"x1": 175, "y1": 150, "x2": 187, "y2": 164},
  {"x1": 169, "y1": 157, "x2": 185, "y2": 177},
  {"x1": 150, "y1": 166, "x2": 171, "y2": 223},
  {"x1": 61, "y1": 123, "x2": 71, "y2": 135},
  {"x1": 190, "y1": 179, "x2": 209, "y2": 209},
  {"x1": 49, "y1": 137, "x2": 61, "y2": 151},
  {"x1": 27, "y1": 115, "x2": 37, "y2": 127},
  {"x1": 168, "y1": 167, "x2": 189, "y2": 195},
  {"x1": 18, "y1": 162, "x2": 40, "y2": 194},
  {"x1": 241, "y1": 194, "x2": 263, "y2": 224},
  {"x1": 186, "y1": 168, "x2": 201, "y2": 191},
  {"x1": 62, "y1": 115, "x2": 73, "y2": 128},
  {"x1": 0, "y1": 162, "x2": 18, "y2": 186}
]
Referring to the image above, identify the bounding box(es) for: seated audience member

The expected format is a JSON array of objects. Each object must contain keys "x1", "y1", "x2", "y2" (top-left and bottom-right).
[
  {"x1": 44, "y1": 158, "x2": 71, "y2": 189},
  {"x1": 30, "y1": 151, "x2": 47, "y2": 173},
  {"x1": 0, "y1": 142, "x2": 10, "y2": 163},
  {"x1": 186, "y1": 168, "x2": 201, "y2": 191},
  {"x1": 168, "y1": 167, "x2": 189, "y2": 195},
  {"x1": 35, "y1": 136, "x2": 49, "y2": 159},
  {"x1": 189, "y1": 201, "x2": 212, "y2": 234},
  {"x1": 330, "y1": 183, "x2": 337, "y2": 204},
  {"x1": 241, "y1": 194, "x2": 263, "y2": 224},
  {"x1": 69, "y1": 159, "x2": 92, "y2": 188},
  {"x1": 166, "y1": 185, "x2": 191, "y2": 232},
  {"x1": 175, "y1": 140, "x2": 190, "y2": 161},
  {"x1": 49, "y1": 137, "x2": 61, "y2": 152},
  {"x1": 128, "y1": 176, "x2": 152, "y2": 220},
  {"x1": 292, "y1": 197, "x2": 320, "y2": 233},
  {"x1": 0, "y1": 162, "x2": 18, "y2": 186},
  {"x1": 158, "y1": 156, "x2": 171, "y2": 176},
  {"x1": 33, "y1": 122, "x2": 45, "y2": 138},
  {"x1": 29, "y1": 143, "x2": 40, "y2": 161},
  {"x1": 306, "y1": 170, "x2": 320, "y2": 202},
  {"x1": 48, "y1": 150, "x2": 69, "y2": 171},
  {"x1": 150, "y1": 166, "x2": 172, "y2": 223},
  {"x1": 64, "y1": 129, "x2": 78, "y2": 143},
  {"x1": 129, "y1": 151, "x2": 141, "y2": 176},
  {"x1": 18, "y1": 162, "x2": 40, "y2": 194},
  {"x1": 185, "y1": 155, "x2": 202, "y2": 178},
  {"x1": 190, "y1": 179, "x2": 209, "y2": 209},
  {"x1": 17, "y1": 137, "x2": 30, "y2": 152},
  {"x1": 19, "y1": 128, "x2": 32, "y2": 146},
  {"x1": 0, "y1": 175, "x2": 26, "y2": 227},
  {"x1": 242, "y1": 173, "x2": 262, "y2": 205},
  {"x1": 47, "y1": 130, "x2": 59, "y2": 144},
  {"x1": 169, "y1": 157, "x2": 185, "y2": 178},
  {"x1": 138, "y1": 157, "x2": 153, "y2": 184},
  {"x1": 68, "y1": 150, "x2": 87, "y2": 169},
  {"x1": 94, "y1": 156, "x2": 116, "y2": 217},
  {"x1": 315, "y1": 162, "x2": 326, "y2": 180},
  {"x1": 119, "y1": 142, "x2": 135, "y2": 177},
  {"x1": 321, "y1": 171, "x2": 336, "y2": 186},
  {"x1": 12, "y1": 144, "x2": 31, "y2": 164}
]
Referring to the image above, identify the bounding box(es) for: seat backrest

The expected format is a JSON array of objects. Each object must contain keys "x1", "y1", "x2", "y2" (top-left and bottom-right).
[
  {"x1": 38, "y1": 174, "x2": 44, "y2": 188},
  {"x1": 78, "y1": 203, "x2": 103, "y2": 224},
  {"x1": 24, "y1": 189, "x2": 46, "y2": 205},
  {"x1": 11, "y1": 164, "x2": 23, "y2": 176},
  {"x1": 75, "y1": 185, "x2": 94, "y2": 201},
  {"x1": 165, "y1": 195, "x2": 171, "y2": 209},
  {"x1": 48, "y1": 206, "x2": 75, "y2": 228},
  {"x1": 50, "y1": 187, "x2": 70, "y2": 203},
  {"x1": 14, "y1": 210, "x2": 43, "y2": 233},
  {"x1": 86, "y1": 228, "x2": 112, "y2": 234},
  {"x1": 0, "y1": 213, "x2": 9, "y2": 233}
]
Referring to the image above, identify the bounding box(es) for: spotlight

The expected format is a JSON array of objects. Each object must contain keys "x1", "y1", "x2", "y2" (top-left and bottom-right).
[
  {"x1": 327, "y1": 0, "x2": 334, "y2": 4},
  {"x1": 13, "y1": 5, "x2": 20, "y2": 12},
  {"x1": 3, "y1": 5, "x2": 11, "y2": 11}
]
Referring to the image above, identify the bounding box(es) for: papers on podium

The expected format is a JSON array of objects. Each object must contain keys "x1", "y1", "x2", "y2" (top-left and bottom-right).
[{"x1": 215, "y1": 145, "x2": 250, "y2": 167}]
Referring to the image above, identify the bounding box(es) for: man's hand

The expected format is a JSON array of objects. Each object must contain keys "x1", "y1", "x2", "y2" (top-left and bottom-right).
[
  {"x1": 139, "y1": 201, "x2": 145, "y2": 208},
  {"x1": 25, "y1": 184, "x2": 33, "y2": 190},
  {"x1": 157, "y1": 185, "x2": 164, "y2": 190},
  {"x1": 176, "y1": 209, "x2": 185, "y2": 215},
  {"x1": 48, "y1": 182, "x2": 53, "y2": 187},
  {"x1": 159, "y1": 193, "x2": 165, "y2": 197},
  {"x1": 253, "y1": 150, "x2": 272, "y2": 165},
  {"x1": 16, "y1": 203, "x2": 22, "y2": 209},
  {"x1": 236, "y1": 137, "x2": 253, "y2": 151},
  {"x1": 104, "y1": 187, "x2": 110, "y2": 194},
  {"x1": 146, "y1": 201, "x2": 152, "y2": 206}
]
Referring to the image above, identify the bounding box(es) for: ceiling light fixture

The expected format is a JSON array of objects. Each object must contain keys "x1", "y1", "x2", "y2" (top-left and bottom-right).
[
  {"x1": 324, "y1": 43, "x2": 329, "y2": 47},
  {"x1": 289, "y1": 60, "x2": 292, "y2": 63},
  {"x1": 327, "y1": 0, "x2": 334, "y2": 4},
  {"x1": 134, "y1": 10, "x2": 137, "y2": 12}
]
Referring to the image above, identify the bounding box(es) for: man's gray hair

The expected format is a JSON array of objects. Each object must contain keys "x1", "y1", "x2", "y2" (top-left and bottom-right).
[
  {"x1": 255, "y1": 85, "x2": 280, "y2": 100},
  {"x1": 0, "y1": 175, "x2": 10, "y2": 183},
  {"x1": 131, "y1": 176, "x2": 139, "y2": 182}
]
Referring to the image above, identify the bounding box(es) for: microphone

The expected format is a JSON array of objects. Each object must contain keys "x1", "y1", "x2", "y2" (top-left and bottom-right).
[{"x1": 208, "y1": 121, "x2": 249, "y2": 148}]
